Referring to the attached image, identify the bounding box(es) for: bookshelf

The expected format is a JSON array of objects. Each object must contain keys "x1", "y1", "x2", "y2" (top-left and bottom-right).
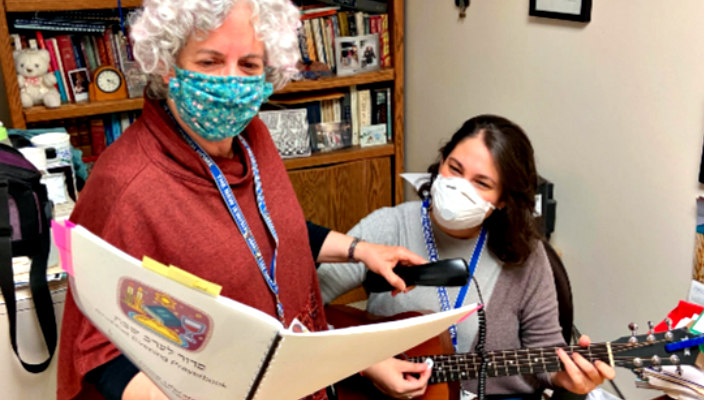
[
  {"x1": 0, "y1": 0, "x2": 405, "y2": 233},
  {"x1": 22, "y1": 98, "x2": 144, "y2": 123},
  {"x1": 277, "y1": 68, "x2": 394, "y2": 94}
]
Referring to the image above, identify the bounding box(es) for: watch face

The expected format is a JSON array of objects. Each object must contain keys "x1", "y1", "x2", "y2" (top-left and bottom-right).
[{"x1": 96, "y1": 69, "x2": 122, "y2": 93}]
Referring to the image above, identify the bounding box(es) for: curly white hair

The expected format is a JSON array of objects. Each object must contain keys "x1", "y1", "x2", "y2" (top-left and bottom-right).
[{"x1": 129, "y1": 0, "x2": 301, "y2": 98}]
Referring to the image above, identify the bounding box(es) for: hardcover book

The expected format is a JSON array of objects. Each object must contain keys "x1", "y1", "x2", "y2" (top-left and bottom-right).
[
  {"x1": 76, "y1": 119, "x2": 92, "y2": 157},
  {"x1": 52, "y1": 221, "x2": 477, "y2": 400},
  {"x1": 89, "y1": 118, "x2": 106, "y2": 156},
  {"x1": 46, "y1": 38, "x2": 69, "y2": 103},
  {"x1": 350, "y1": 85, "x2": 359, "y2": 145},
  {"x1": 311, "y1": 18, "x2": 327, "y2": 65},
  {"x1": 357, "y1": 88, "x2": 372, "y2": 128},
  {"x1": 43, "y1": 37, "x2": 68, "y2": 103},
  {"x1": 55, "y1": 35, "x2": 78, "y2": 102},
  {"x1": 371, "y1": 87, "x2": 392, "y2": 141},
  {"x1": 380, "y1": 14, "x2": 391, "y2": 67}
]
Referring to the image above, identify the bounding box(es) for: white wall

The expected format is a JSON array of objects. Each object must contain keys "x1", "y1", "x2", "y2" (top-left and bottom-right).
[{"x1": 405, "y1": 1, "x2": 704, "y2": 398}]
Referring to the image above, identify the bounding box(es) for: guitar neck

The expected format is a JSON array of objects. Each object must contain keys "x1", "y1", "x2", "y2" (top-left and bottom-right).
[{"x1": 411, "y1": 344, "x2": 612, "y2": 383}]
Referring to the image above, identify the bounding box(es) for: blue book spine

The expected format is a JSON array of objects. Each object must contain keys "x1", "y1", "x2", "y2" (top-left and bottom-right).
[
  {"x1": 304, "y1": 102, "x2": 321, "y2": 125},
  {"x1": 103, "y1": 117, "x2": 114, "y2": 146},
  {"x1": 54, "y1": 71, "x2": 68, "y2": 103},
  {"x1": 71, "y1": 39, "x2": 85, "y2": 69},
  {"x1": 297, "y1": 25, "x2": 311, "y2": 64},
  {"x1": 385, "y1": 88, "x2": 392, "y2": 141},
  {"x1": 111, "y1": 114, "x2": 122, "y2": 141}
]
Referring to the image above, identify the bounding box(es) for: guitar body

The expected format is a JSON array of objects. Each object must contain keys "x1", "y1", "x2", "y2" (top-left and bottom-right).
[{"x1": 325, "y1": 305, "x2": 460, "y2": 400}]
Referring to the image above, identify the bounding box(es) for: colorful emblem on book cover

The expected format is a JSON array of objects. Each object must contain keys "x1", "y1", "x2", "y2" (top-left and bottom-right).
[{"x1": 119, "y1": 278, "x2": 212, "y2": 351}]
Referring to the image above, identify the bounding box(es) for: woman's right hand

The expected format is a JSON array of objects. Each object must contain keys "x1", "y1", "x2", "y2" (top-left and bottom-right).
[
  {"x1": 361, "y1": 357, "x2": 431, "y2": 399},
  {"x1": 353, "y1": 240, "x2": 427, "y2": 294}
]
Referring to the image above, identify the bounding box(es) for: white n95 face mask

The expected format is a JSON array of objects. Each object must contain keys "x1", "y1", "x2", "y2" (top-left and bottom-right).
[{"x1": 430, "y1": 175, "x2": 495, "y2": 231}]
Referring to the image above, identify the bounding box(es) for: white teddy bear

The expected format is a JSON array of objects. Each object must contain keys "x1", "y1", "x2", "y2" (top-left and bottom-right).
[{"x1": 13, "y1": 49, "x2": 61, "y2": 108}]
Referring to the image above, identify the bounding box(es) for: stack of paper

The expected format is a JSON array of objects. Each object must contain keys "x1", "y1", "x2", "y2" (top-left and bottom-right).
[{"x1": 636, "y1": 366, "x2": 704, "y2": 400}]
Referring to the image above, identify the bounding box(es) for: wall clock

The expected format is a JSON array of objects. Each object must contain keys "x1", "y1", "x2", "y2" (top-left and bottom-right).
[{"x1": 89, "y1": 65, "x2": 128, "y2": 101}]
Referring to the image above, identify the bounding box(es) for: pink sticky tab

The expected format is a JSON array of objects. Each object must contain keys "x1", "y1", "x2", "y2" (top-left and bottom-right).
[
  {"x1": 51, "y1": 219, "x2": 74, "y2": 276},
  {"x1": 457, "y1": 303, "x2": 483, "y2": 324}
]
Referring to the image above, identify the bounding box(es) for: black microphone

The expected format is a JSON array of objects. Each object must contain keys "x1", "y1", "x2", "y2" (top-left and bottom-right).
[{"x1": 363, "y1": 258, "x2": 469, "y2": 292}]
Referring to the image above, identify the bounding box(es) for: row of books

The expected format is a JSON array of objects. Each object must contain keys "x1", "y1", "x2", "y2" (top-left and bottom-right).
[
  {"x1": 60, "y1": 112, "x2": 141, "y2": 161},
  {"x1": 298, "y1": 5, "x2": 391, "y2": 75},
  {"x1": 262, "y1": 85, "x2": 391, "y2": 157},
  {"x1": 10, "y1": 11, "x2": 146, "y2": 104}
]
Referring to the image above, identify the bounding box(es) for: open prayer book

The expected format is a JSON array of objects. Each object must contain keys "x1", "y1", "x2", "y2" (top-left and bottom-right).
[{"x1": 52, "y1": 221, "x2": 479, "y2": 400}]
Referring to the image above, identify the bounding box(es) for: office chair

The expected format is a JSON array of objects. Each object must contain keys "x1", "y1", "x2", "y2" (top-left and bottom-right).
[
  {"x1": 541, "y1": 240, "x2": 626, "y2": 400},
  {"x1": 542, "y1": 239, "x2": 574, "y2": 345}
]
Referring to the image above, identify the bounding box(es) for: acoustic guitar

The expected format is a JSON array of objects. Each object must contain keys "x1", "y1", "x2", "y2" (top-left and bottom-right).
[{"x1": 325, "y1": 305, "x2": 704, "y2": 400}]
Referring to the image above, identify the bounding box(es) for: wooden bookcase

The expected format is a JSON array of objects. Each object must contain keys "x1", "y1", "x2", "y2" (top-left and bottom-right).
[{"x1": 0, "y1": 0, "x2": 405, "y2": 233}]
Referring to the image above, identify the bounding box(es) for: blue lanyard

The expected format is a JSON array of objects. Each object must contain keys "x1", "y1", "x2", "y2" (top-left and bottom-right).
[
  {"x1": 421, "y1": 198, "x2": 486, "y2": 351},
  {"x1": 166, "y1": 106, "x2": 284, "y2": 322}
]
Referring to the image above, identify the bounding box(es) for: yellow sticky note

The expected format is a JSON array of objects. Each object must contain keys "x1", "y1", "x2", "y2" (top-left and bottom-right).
[
  {"x1": 167, "y1": 264, "x2": 222, "y2": 297},
  {"x1": 141, "y1": 256, "x2": 222, "y2": 297},
  {"x1": 142, "y1": 256, "x2": 169, "y2": 275}
]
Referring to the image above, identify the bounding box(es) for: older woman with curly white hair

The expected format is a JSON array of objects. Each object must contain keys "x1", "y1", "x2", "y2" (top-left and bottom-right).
[{"x1": 56, "y1": 1, "x2": 425, "y2": 399}]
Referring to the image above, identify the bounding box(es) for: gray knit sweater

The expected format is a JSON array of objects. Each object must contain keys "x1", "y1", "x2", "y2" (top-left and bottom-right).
[{"x1": 318, "y1": 201, "x2": 564, "y2": 395}]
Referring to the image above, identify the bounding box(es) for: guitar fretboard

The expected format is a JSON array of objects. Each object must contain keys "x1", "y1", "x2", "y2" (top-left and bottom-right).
[{"x1": 409, "y1": 344, "x2": 613, "y2": 383}]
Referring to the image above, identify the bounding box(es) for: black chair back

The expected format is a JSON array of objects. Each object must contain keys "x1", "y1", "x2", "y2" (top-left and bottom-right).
[{"x1": 543, "y1": 240, "x2": 574, "y2": 344}]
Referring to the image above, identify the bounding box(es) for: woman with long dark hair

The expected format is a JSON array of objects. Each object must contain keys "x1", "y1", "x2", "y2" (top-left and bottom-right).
[{"x1": 318, "y1": 115, "x2": 614, "y2": 399}]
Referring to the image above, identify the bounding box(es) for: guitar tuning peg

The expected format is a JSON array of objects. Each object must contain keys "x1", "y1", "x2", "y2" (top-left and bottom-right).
[
  {"x1": 665, "y1": 318, "x2": 674, "y2": 341},
  {"x1": 628, "y1": 322, "x2": 639, "y2": 343},
  {"x1": 669, "y1": 354, "x2": 682, "y2": 375},
  {"x1": 646, "y1": 321, "x2": 656, "y2": 343},
  {"x1": 651, "y1": 355, "x2": 662, "y2": 371}
]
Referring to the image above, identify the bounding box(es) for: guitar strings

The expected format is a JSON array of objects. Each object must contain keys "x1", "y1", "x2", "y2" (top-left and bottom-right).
[
  {"x1": 425, "y1": 354, "x2": 679, "y2": 383},
  {"x1": 410, "y1": 339, "x2": 687, "y2": 382},
  {"x1": 472, "y1": 277, "x2": 488, "y2": 400},
  {"x1": 420, "y1": 356, "x2": 676, "y2": 375},
  {"x1": 413, "y1": 351, "x2": 674, "y2": 368},
  {"x1": 410, "y1": 339, "x2": 679, "y2": 364}
]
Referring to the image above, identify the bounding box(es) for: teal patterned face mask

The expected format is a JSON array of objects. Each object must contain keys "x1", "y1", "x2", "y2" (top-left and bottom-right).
[{"x1": 168, "y1": 66, "x2": 273, "y2": 142}]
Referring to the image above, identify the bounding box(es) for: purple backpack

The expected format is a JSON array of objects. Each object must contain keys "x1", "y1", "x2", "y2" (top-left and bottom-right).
[{"x1": 0, "y1": 143, "x2": 56, "y2": 373}]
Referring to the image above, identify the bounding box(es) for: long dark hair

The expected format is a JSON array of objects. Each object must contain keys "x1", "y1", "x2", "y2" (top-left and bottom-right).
[{"x1": 417, "y1": 115, "x2": 540, "y2": 266}]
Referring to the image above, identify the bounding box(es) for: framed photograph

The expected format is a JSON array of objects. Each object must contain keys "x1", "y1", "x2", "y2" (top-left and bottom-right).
[
  {"x1": 122, "y1": 61, "x2": 149, "y2": 99},
  {"x1": 335, "y1": 34, "x2": 380, "y2": 77},
  {"x1": 259, "y1": 109, "x2": 311, "y2": 159},
  {"x1": 68, "y1": 68, "x2": 90, "y2": 103},
  {"x1": 310, "y1": 122, "x2": 352, "y2": 152},
  {"x1": 529, "y1": 0, "x2": 592, "y2": 23},
  {"x1": 360, "y1": 124, "x2": 387, "y2": 147}
]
